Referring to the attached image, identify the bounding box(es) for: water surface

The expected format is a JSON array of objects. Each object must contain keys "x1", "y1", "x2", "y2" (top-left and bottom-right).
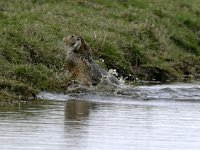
[{"x1": 1, "y1": 83, "x2": 200, "y2": 150}]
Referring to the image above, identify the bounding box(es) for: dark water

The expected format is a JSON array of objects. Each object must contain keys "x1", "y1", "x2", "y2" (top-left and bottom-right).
[{"x1": 1, "y1": 83, "x2": 200, "y2": 150}]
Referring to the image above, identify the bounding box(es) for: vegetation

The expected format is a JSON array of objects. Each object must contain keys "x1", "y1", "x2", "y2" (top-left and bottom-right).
[{"x1": 0, "y1": 0, "x2": 200, "y2": 100}]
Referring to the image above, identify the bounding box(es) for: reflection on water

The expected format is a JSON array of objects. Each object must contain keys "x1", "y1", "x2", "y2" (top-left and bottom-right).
[
  {"x1": 1, "y1": 83, "x2": 200, "y2": 150},
  {"x1": 65, "y1": 100, "x2": 91, "y2": 121}
]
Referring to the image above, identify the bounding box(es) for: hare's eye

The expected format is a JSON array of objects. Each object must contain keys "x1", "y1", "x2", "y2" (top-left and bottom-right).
[
  {"x1": 77, "y1": 38, "x2": 81, "y2": 41},
  {"x1": 71, "y1": 35, "x2": 74, "y2": 38}
]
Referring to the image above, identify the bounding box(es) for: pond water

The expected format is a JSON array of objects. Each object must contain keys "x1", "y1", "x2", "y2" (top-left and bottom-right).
[{"x1": 1, "y1": 83, "x2": 200, "y2": 150}]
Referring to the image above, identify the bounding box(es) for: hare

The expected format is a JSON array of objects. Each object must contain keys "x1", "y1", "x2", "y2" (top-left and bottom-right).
[{"x1": 64, "y1": 35, "x2": 119, "y2": 86}]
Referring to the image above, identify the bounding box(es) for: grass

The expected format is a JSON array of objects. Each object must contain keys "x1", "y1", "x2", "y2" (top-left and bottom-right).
[{"x1": 0, "y1": 0, "x2": 200, "y2": 100}]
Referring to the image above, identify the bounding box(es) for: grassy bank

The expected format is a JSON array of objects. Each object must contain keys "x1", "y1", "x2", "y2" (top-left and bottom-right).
[{"x1": 0, "y1": 0, "x2": 200, "y2": 100}]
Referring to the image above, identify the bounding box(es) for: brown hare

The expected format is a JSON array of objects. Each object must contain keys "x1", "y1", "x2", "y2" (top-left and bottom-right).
[{"x1": 63, "y1": 35, "x2": 119, "y2": 87}]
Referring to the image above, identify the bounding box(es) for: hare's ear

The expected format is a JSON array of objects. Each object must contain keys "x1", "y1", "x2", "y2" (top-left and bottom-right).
[
  {"x1": 83, "y1": 42, "x2": 91, "y2": 51},
  {"x1": 80, "y1": 38, "x2": 90, "y2": 51},
  {"x1": 83, "y1": 42, "x2": 92, "y2": 60},
  {"x1": 63, "y1": 37, "x2": 68, "y2": 44}
]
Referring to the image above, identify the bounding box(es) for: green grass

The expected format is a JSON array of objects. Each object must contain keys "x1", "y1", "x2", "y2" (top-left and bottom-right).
[{"x1": 0, "y1": 0, "x2": 200, "y2": 100}]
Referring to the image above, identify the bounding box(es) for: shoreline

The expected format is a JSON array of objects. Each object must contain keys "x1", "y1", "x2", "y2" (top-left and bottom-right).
[{"x1": 0, "y1": 75, "x2": 199, "y2": 102}]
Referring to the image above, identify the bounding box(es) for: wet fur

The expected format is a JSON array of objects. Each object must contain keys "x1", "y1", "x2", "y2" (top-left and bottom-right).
[{"x1": 64, "y1": 35, "x2": 119, "y2": 86}]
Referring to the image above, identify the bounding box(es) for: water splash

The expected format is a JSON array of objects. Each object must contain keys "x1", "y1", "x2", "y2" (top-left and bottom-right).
[
  {"x1": 108, "y1": 69, "x2": 118, "y2": 76},
  {"x1": 37, "y1": 82, "x2": 200, "y2": 102}
]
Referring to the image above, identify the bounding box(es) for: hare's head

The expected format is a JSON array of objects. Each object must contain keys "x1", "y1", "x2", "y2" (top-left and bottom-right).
[
  {"x1": 63, "y1": 35, "x2": 91, "y2": 59},
  {"x1": 63, "y1": 35, "x2": 82, "y2": 52}
]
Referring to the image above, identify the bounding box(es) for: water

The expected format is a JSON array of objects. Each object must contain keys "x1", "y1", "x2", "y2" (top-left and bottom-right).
[{"x1": 1, "y1": 83, "x2": 200, "y2": 150}]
